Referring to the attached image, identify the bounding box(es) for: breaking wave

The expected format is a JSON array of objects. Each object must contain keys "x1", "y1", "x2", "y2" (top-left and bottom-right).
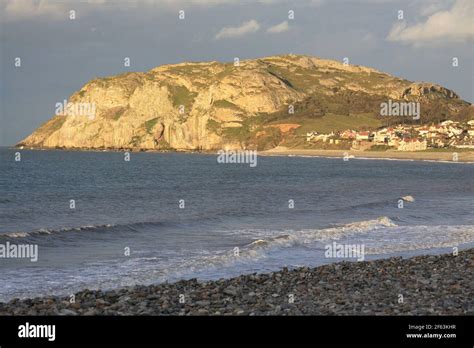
[
  {"x1": 246, "y1": 216, "x2": 397, "y2": 251},
  {"x1": 0, "y1": 221, "x2": 164, "y2": 241},
  {"x1": 0, "y1": 224, "x2": 115, "y2": 239},
  {"x1": 166, "y1": 217, "x2": 399, "y2": 274}
]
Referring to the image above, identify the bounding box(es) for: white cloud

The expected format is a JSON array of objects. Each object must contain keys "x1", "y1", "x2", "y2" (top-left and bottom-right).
[
  {"x1": 267, "y1": 21, "x2": 289, "y2": 34},
  {"x1": 387, "y1": 0, "x2": 474, "y2": 45},
  {"x1": 2, "y1": 0, "x2": 65, "y2": 20},
  {"x1": 418, "y1": 0, "x2": 452, "y2": 17},
  {"x1": 215, "y1": 20, "x2": 260, "y2": 39}
]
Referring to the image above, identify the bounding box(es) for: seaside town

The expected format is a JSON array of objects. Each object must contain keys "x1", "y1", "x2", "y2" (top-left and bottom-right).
[{"x1": 306, "y1": 120, "x2": 474, "y2": 151}]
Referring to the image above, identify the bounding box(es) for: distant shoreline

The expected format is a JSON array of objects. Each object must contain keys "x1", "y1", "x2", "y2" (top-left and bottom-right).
[
  {"x1": 8, "y1": 146, "x2": 474, "y2": 163},
  {"x1": 261, "y1": 147, "x2": 474, "y2": 163}
]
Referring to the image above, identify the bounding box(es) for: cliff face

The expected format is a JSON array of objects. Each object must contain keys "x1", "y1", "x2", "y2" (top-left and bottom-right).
[{"x1": 19, "y1": 54, "x2": 468, "y2": 151}]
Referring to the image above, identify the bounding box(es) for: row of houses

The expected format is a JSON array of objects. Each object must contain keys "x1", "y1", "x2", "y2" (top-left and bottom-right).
[{"x1": 306, "y1": 120, "x2": 474, "y2": 151}]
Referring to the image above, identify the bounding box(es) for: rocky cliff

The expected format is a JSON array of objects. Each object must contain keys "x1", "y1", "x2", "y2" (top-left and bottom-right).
[{"x1": 18, "y1": 54, "x2": 469, "y2": 151}]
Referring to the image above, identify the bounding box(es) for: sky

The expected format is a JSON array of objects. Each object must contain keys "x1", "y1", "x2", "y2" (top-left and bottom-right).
[{"x1": 0, "y1": 0, "x2": 473, "y2": 146}]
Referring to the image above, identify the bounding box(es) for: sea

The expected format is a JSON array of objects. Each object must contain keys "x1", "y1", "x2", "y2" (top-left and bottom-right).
[{"x1": 0, "y1": 147, "x2": 473, "y2": 301}]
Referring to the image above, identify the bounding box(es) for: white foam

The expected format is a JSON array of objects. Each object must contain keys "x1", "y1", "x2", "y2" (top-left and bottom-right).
[
  {"x1": 163, "y1": 217, "x2": 399, "y2": 276},
  {"x1": 1, "y1": 223, "x2": 117, "y2": 239},
  {"x1": 362, "y1": 225, "x2": 474, "y2": 255}
]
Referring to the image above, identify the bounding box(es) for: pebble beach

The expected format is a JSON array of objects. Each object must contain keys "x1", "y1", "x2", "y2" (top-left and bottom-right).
[{"x1": 1, "y1": 249, "x2": 472, "y2": 316}]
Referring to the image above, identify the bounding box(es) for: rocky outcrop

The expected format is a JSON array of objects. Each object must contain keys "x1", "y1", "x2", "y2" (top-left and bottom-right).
[
  {"x1": 391, "y1": 82, "x2": 459, "y2": 100},
  {"x1": 19, "y1": 54, "x2": 467, "y2": 151}
]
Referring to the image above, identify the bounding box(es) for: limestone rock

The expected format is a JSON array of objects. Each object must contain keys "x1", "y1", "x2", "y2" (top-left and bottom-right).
[{"x1": 19, "y1": 55, "x2": 466, "y2": 151}]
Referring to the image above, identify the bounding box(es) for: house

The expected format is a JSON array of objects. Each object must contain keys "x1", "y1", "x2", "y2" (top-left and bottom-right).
[
  {"x1": 448, "y1": 127, "x2": 464, "y2": 136},
  {"x1": 384, "y1": 127, "x2": 396, "y2": 136},
  {"x1": 340, "y1": 130, "x2": 356, "y2": 139},
  {"x1": 373, "y1": 132, "x2": 388, "y2": 144},
  {"x1": 441, "y1": 120, "x2": 454, "y2": 126},
  {"x1": 418, "y1": 127, "x2": 429, "y2": 137},
  {"x1": 356, "y1": 131, "x2": 373, "y2": 141},
  {"x1": 429, "y1": 125, "x2": 444, "y2": 133},
  {"x1": 316, "y1": 133, "x2": 333, "y2": 142},
  {"x1": 432, "y1": 138, "x2": 447, "y2": 148},
  {"x1": 427, "y1": 131, "x2": 439, "y2": 139},
  {"x1": 306, "y1": 131, "x2": 318, "y2": 142}
]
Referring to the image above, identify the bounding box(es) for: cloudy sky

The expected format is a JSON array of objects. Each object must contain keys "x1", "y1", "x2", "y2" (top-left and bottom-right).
[{"x1": 1, "y1": 0, "x2": 473, "y2": 145}]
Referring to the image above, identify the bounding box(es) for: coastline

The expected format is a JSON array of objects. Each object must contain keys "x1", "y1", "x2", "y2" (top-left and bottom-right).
[
  {"x1": 1, "y1": 249, "x2": 472, "y2": 316},
  {"x1": 9, "y1": 146, "x2": 474, "y2": 163},
  {"x1": 261, "y1": 147, "x2": 474, "y2": 163}
]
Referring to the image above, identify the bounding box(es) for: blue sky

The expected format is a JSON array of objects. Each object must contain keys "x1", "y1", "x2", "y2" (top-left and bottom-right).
[{"x1": 1, "y1": 0, "x2": 473, "y2": 145}]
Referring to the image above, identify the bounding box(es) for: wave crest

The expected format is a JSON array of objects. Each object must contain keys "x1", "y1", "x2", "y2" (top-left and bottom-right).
[
  {"x1": 0, "y1": 223, "x2": 116, "y2": 240},
  {"x1": 247, "y1": 216, "x2": 397, "y2": 251}
]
